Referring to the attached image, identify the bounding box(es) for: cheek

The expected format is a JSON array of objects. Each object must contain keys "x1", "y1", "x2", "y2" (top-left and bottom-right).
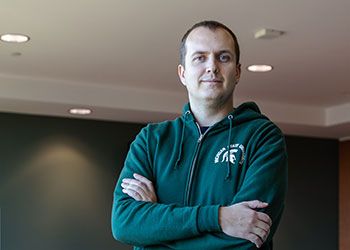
[
  {"x1": 222, "y1": 65, "x2": 239, "y2": 77},
  {"x1": 225, "y1": 70, "x2": 238, "y2": 80},
  {"x1": 185, "y1": 68, "x2": 202, "y2": 80}
]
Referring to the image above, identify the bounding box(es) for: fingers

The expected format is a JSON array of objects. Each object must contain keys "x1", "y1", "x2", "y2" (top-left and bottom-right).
[
  {"x1": 133, "y1": 173, "x2": 152, "y2": 186},
  {"x1": 122, "y1": 188, "x2": 142, "y2": 201},
  {"x1": 220, "y1": 201, "x2": 272, "y2": 247},
  {"x1": 250, "y1": 213, "x2": 271, "y2": 247},
  {"x1": 244, "y1": 200, "x2": 269, "y2": 209},
  {"x1": 121, "y1": 182, "x2": 148, "y2": 199},
  {"x1": 251, "y1": 210, "x2": 272, "y2": 243},
  {"x1": 122, "y1": 176, "x2": 149, "y2": 198},
  {"x1": 121, "y1": 174, "x2": 157, "y2": 203},
  {"x1": 121, "y1": 181, "x2": 146, "y2": 193},
  {"x1": 133, "y1": 173, "x2": 156, "y2": 193},
  {"x1": 254, "y1": 219, "x2": 271, "y2": 235},
  {"x1": 243, "y1": 200, "x2": 272, "y2": 228},
  {"x1": 246, "y1": 233, "x2": 263, "y2": 248},
  {"x1": 240, "y1": 200, "x2": 271, "y2": 226},
  {"x1": 251, "y1": 225, "x2": 270, "y2": 244},
  {"x1": 122, "y1": 178, "x2": 149, "y2": 191},
  {"x1": 256, "y1": 212, "x2": 272, "y2": 226}
]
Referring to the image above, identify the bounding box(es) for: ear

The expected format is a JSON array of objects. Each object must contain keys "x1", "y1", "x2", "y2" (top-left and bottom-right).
[
  {"x1": 235, "y1": 63, "x2": 241, "y2": 85},
  {"x1": 177, "y1": 64, "x2": 186, "y2": 86}
]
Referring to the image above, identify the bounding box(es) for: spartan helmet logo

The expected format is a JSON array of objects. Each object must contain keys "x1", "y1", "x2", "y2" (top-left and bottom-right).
[
  {"x1": 221, "y1": 149, "x2": 238, "y2": 164},
  {"x1": 214, "y1": 144, "x2": 245, "y2": 166}
]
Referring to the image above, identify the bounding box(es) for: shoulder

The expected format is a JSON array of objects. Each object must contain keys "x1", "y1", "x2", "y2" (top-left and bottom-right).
[
  {"x1": 254, "y1": 116, "x2": 283, "y2": 136},
  {"x1": 141, "y1": 116, "x2": 183, "y2": 136},
  {"x1": 236, "y1": 109, "x2": 285, "y2": 153},
  {"x1": 249, "y1": 118, "x2": 286, "y2": 154},
  {"x1": 235, "y1": 102, "x2": 283, "y2": 135}
]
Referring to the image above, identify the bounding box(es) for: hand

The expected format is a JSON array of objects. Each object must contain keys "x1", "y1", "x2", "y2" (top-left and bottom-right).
[
  {"x1": 121, "y1": 173, "x2": 158, "y2": 203},
  {"x1": 219, "y1": 200, "x2": 272, "y2": 248}
]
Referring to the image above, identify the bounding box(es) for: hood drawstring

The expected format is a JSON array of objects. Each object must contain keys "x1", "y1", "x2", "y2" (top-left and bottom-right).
[
  {"x1": 175, "y1": 110, "x2": 190, "y2": 169},
  {"x1": 225, "y1": 114, "x2": 234, "y2": 180}
]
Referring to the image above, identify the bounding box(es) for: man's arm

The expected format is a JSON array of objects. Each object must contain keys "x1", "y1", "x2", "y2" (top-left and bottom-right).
[
  {"x1": 123, "y1": 174, "x2": 271, "y2": 248},
  {"x1": 111, "y1": 126, "x2": 221, "y2": 246},
  {"x1": 230, "y1": 123, "x2": 288, "y2": 244}
]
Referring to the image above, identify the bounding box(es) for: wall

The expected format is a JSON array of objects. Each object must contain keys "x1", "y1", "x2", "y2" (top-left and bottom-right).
[
  {"x1": 274, "y1": 136, "x2": 338, "y2": 250},
  {"x1": 0, "y1": 112, "x2": 142, "y2": 250},
  {"x1": 340, "y1": 140, "x2": 350, "y2": 250},
  {"x1": 0, "y1": 112, "x2": 339, "y2": 250}
]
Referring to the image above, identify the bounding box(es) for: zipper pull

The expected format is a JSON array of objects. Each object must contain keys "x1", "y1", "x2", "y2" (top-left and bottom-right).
[{"x1": 198, "y1": 134, "x2": 203, "y2": 143}]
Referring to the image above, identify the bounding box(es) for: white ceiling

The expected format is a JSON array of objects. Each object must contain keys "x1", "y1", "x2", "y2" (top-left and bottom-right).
[{"x1": 1, "y1": 0, "x2": 350, "y2": 139}]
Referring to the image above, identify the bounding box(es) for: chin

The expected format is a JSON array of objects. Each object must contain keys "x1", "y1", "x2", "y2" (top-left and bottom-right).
[
  {"x1": 205, "y1": 92, "x2": 234, "y2": 104},
  {"x1": 202, "y1": 90, "x2": 225, "y2": 99}
]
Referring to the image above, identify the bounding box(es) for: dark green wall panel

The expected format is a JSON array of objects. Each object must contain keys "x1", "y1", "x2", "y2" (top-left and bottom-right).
[
  {"x1": 274, "y1": 136, "x2": 338, "y2": 250},
  {"x1": 0, "y1": 112, "x2": 142, "y2": 250}
]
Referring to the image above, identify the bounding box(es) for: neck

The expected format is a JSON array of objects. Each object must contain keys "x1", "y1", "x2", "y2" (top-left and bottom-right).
[{"x1": 189, "y1": 99, "x2": 234, "y2": 126}]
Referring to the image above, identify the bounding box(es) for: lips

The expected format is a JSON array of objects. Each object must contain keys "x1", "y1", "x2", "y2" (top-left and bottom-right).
[
  {"x1": 201, "y1": 79, "x2": 223, "y2": 83},
  {"x1": 200, "y1": 74, "x2": 224, "y2": 83}
]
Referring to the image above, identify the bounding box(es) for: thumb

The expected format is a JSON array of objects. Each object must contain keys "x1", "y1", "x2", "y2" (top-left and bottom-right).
[{"x1": 243, "y1": 200, "x2": 269, "y2": 209}]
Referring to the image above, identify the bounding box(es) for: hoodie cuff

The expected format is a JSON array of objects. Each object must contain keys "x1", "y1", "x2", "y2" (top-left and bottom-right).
[{"x1": 197, "y1": 205, "x2": 221, "y2": 233}]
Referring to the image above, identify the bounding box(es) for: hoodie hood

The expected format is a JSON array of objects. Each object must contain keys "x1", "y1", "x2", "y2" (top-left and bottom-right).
[{"x1": 181, "y1": 101, "x2": 267, "y2": 127}]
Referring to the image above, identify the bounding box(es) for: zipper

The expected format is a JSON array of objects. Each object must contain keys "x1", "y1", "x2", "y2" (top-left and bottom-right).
[{"x1": 184, "y1": 122, "x2": 211, "y2": 206}]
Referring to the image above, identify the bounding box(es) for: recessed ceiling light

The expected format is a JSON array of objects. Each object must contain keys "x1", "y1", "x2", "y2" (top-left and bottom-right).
[
  {"x1": 0, "y1": 33, "x2": 30, "y2": 43},
  {"x1": 11, "y1": 52, "x2": 22, "y2": 57},
  {"x1": 247, "y1": 64, "x2": 273, "y2": 73},
  {"x1": 69, "y1": 108, "x2": 92, "y2": 115}
]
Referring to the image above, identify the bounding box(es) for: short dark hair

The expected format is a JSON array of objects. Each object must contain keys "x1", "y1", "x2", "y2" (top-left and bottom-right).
[{"x1": 179, "y1": 20, "x2": 240, "y2": 67}]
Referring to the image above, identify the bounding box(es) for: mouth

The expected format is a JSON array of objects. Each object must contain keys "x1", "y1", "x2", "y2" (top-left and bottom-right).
[{"x1": 201, "y1": 79, "x2": 223, "y2": 84}]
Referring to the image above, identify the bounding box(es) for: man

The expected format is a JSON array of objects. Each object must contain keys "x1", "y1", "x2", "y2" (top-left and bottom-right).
[{"x1": 112, "y1": 20, "x2": 288, "y2": 249}]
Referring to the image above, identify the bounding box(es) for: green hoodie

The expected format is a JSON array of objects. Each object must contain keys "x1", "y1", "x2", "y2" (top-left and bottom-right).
[{"x1": 112, "y1": 102, "x2": 288, "y2": 250}]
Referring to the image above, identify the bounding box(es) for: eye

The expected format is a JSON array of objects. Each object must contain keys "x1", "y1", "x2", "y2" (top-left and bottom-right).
[
  {"x1": 219, "y1": 54, "x2": 231, "y2": 62},
  {"x1": 193, "y1": 55, "x2": 205, "y2": 63}
]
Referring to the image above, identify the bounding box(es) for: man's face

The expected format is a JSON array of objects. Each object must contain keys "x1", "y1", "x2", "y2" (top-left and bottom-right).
[{"x1": 178, "y1": 27, "x2": 241, "y2": 106}]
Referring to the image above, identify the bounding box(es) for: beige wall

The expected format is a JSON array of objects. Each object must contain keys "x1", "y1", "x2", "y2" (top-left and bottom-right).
[{"x1": 340, "y1": 140, "x2": 350, "y2": 250}]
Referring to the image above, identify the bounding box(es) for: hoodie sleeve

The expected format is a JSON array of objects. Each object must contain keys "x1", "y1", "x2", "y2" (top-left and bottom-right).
[
  {"x1": 111, "y1": 126, "x2": 221, "y2": 247},
  {"x1": 231, "y1": 122, "x2": 288, "y2": 244}
]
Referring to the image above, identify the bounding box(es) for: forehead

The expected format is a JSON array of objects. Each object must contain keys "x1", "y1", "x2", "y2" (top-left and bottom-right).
[{"x1": 185, "y1": 27, "x2": 235, "y2": 55}]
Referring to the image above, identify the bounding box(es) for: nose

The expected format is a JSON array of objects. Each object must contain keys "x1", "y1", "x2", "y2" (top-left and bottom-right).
[{"x1": 206, "y1": 56, "x2": 219, "y2": 74}]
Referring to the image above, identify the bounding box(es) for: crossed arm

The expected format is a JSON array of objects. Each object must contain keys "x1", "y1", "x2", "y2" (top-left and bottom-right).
[
  {"x1": 112, "y1": 125, "x2": 287, "y2": 248},
  {"x1": 122, "y1": 173, "x2": 271, "y2": 248}
]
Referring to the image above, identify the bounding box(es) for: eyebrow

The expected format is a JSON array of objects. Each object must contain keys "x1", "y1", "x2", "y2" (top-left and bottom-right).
[
  {"x1": 190, "y1": 51, "x2": 206, "y2": 57},
  {"x1": 190, "y1": 50, "x2": 234, "y2": 58}
]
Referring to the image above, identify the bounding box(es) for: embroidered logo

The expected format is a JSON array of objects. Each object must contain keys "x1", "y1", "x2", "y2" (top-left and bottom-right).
[{"x1": 214, "y1": 144, "x2": 245, "y2": 165}]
